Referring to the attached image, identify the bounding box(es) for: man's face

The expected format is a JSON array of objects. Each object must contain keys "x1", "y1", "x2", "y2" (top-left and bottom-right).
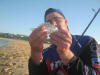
[{"x1": 45, "y1": 12, "x2": 67, "y2": 29}]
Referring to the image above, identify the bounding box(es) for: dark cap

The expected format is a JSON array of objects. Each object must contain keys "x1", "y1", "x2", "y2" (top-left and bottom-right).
[{"x1": 44, "y1": 8, "x2": 65, "y2": 21}]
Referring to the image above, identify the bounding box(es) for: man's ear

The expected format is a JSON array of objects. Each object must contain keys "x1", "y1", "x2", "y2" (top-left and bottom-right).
[
  {"x1": 65, "y1": 19, "x2": 67, "y2": 25},
  {"x1": 65, "y1": 19, "x2": 69, "y2": 31}
]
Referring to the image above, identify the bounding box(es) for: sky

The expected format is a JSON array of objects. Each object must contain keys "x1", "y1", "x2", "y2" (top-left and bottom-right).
[{"x1": 0, "y1": 0, "x2": 100, "y2": 43}]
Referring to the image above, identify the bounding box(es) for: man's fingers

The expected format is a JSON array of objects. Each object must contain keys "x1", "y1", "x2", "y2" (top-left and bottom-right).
[
  {"x1": 28, "y1": 26, "x2": 48, "y2": 50},
  {"x1": 38, "y1": 33, "x2": 47, "y2": 43},
  {"x1": 50, "y1": 32, "x2": 72, "y2": 48},
  {"x1": 50, "y1": 36, "x2": 58, "y2": 46},
  {"x1": 50, "y1": 30, "x2": 72, "y2": 42},
  {"x1": 50, "y1": 34, "x2": 71, "y2": 45},
  {"x1": 34, "y1": 26, "x2": 46, "y2": 33},
  {"x1": 30, "y1": 26, "x2": 47, "y2": 37},
  {"x1": 59, "y1": 29, "x2": 72, "y2": 38},
  {"x1": 29, "y1": 27, "x2": 47, "y2": 40}
]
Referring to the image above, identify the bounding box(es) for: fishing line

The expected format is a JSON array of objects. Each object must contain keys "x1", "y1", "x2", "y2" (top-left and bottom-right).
[{"x1": 72, "y1": 8, "x2": 100, "y2": 51}]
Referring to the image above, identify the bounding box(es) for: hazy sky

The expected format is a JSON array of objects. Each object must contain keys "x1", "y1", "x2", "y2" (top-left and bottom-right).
[{"x1": 0, "y1": 0, "x2": 100, "y2": 43}]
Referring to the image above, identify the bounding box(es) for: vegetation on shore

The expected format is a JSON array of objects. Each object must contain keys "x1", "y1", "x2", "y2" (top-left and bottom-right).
[{"x1": 0, "y1": 32, "x2": 51, "y2": 44}]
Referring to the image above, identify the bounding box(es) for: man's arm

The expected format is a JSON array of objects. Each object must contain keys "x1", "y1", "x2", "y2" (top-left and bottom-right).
[
  {"x1": 28, "y1": 26, "x2": 47, "y2": 64},
  {"x1": 28, "y1": 26, "x2": 48, "y2": 75},
  {"x1": 28, "y1": 57, "x2": 48, "y2": 75},
  {"x1": 63, "y1": 38, "x2": 100, "y2": 75}
]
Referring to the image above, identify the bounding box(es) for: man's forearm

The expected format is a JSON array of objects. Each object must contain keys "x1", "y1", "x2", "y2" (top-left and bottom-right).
[
  {"x1": 31, "y1": 50, "x2": 43, "y2": 65},
  {"x1": 28, "y1": 58, "x2": 49, "y2": 75},
  {"x1": 58, "y1": 49, "x2": 74, "y2": 65}
]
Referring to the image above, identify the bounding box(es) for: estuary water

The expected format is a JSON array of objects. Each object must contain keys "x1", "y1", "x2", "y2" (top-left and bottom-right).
[{"x1": 0, "y1": 39, "x2": 12, "y2": 47}]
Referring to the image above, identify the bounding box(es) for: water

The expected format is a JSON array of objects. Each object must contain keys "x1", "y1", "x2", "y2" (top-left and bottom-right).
[{"x1": 0, "y1": 39, "x2": 12, "y2": 47}]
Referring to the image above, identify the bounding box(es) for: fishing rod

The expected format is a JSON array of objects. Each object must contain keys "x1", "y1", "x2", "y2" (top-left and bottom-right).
[{"x1": 72, "y1": 8, "x2": 100, "y2": 51}]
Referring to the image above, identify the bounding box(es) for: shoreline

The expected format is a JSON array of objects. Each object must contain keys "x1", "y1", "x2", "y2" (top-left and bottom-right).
[
  {"x1": 0, "y1": 38, "x2": 31, "y2": 75},
  {"x1": 0, "y1": 38, "x2": 50, "y2": 75},
  {"x1": 0, "y1": 39, "x2": 13, "y2": 48}
]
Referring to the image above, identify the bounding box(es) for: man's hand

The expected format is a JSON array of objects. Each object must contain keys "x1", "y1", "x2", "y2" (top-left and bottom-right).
[
  {"x1": 29, "y1": 26, "x2": 47, "y2": 64},
  {"x1": 49, "y1": 24, "x2": 74, "y2": 65}
]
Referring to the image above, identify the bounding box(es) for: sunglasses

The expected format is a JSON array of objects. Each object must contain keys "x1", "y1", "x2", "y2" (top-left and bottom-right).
[{"x1": 46, "y1": 17, "x2": 65, "y2": 23}]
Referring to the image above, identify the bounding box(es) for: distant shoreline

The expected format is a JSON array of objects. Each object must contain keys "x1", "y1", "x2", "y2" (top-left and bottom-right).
[{"x1": 0, "y1": 38, "x2": 13, "y2": 47}]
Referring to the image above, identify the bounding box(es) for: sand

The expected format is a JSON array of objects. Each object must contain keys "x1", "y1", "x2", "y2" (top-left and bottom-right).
[{"x1": 0, "y1": 38, "x2": 50, "y2": 75}]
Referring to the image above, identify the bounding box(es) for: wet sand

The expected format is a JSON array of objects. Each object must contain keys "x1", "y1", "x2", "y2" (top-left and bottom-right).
[{"x1": 0, "y1": 38, "x2": 50, "y2": 75}]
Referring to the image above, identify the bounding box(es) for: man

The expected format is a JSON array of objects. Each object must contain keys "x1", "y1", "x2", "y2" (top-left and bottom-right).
[{"x1": 28, "y1": 8, "x2": 100, "y2": 75}]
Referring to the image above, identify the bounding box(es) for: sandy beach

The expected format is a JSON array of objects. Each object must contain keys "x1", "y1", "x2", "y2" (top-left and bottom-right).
[{"x1": 0, "y1": 38, "x2": 50, "y2": 75}]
